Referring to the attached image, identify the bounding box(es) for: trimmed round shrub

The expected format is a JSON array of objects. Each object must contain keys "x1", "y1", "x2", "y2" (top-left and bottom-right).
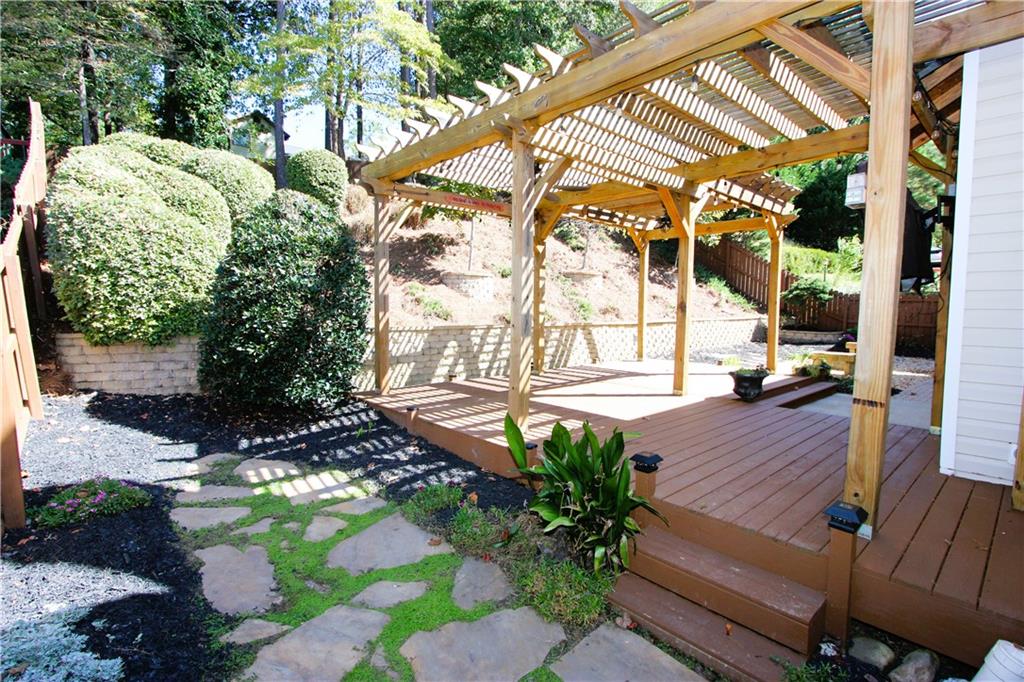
[
  {"x1": 101, "y1": 131, "x2": 199, "y2": 168},
  {"x1": 75, "y1": 145, "x2": 230, "y2": 241},
  {"x1": 182, "y1": 149, "x2": 274, "y2": 224},
  {"x1": 286, "y1": 148, "x2": 349, "y2": 209},
  {"x1": 48, "y1": 147, "x2": 228, "y2": 345},
  {"x1": 199, "y1": 190, "x2": 369, "y2": 410}
]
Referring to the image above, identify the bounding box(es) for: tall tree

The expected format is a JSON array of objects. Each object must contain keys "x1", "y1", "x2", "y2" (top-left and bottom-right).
[{"x1": 274, "y1": 0, "x2": 287, "y2": 187}]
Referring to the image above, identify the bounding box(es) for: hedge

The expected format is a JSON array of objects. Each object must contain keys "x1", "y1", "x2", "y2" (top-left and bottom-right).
[
  {"x1": 182, "y1": 149, "x2": 274, "y2": 224},
  {"x1": 286, "y1": 149, "x2": 349, "y2": 209},
  {"x1": 47, "y1": 146, "x2": 228, "y2": 345},
  {"x1": 79, "y1": 145, "x2": 230, "y2": 242},
  {"x1": 199, "y1": 190, "x2": 369, "y2": 409},
  {"x1": 101, "y1": 131, "x2": 198, "y2": 168}
]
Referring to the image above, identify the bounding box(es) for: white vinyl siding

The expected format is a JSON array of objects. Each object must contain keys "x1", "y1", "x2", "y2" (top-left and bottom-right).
[{"x1": 940, "y1": 38, "x2": 1024, "y2": 485}]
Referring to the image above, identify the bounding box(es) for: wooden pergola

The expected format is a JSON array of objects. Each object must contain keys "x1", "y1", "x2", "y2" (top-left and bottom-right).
[{"x1": 359, "y1": 0, "x2": 1021, "y2": 536}]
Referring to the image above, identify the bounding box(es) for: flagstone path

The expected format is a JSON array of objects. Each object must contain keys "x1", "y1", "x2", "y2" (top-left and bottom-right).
[{"x1": 170, "y1": 456, "x2": 708, "y2": 681}]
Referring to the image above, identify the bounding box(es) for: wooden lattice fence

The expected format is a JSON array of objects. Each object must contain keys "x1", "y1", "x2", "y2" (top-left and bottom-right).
[
  {"x1": 2, "y1": 99, "x2": 46, "y2": 528},
  {"x1": 696, "y1": 237, "x2": 939, "y2": 348}
]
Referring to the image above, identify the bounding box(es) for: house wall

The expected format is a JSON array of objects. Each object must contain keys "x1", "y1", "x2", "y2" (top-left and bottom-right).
[{"x1": 940, "y1": 38, "x2": 1024, "y2": 485}]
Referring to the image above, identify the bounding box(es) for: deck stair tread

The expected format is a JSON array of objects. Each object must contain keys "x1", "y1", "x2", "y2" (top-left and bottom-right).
[
  {"x1": 756, "y1": 380, "x2": 839, "y2": 409},
  {"x1": 631, "y1": 527, "x2": 826, "y2": 654},
  {"x1": 610, "y1": 572, "x2": 804, "y2": 682}
]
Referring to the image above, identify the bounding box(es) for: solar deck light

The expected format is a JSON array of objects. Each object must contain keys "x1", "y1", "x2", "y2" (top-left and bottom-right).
[
  {"x1": 630, "y1": 452, "x2": 663, "y2": 473},
  {"x1": 824, "y1": 500, "x2": 868, "y2": 534}
]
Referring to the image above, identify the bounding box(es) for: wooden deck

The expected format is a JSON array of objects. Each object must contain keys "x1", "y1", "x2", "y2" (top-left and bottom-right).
[{"x1": 364, "y1": 362, "x2": 1024, "y2": 666}]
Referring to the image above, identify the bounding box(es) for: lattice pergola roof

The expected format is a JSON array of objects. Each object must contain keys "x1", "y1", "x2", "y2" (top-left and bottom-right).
[{"x1": 357, "y1": 0, "x2": 1008, "y2": 235}]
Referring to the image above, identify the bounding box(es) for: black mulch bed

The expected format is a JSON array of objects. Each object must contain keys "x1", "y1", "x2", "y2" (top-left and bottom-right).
[
  {"x1": 2, "y1": 487, "x2": 229, "y2": 681},
  {"x1": 3, "y1": 391, "x2": 534, "y2": 679}
]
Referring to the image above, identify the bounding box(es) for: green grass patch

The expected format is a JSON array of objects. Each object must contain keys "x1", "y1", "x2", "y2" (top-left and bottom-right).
[
  {"x1": 520, "y1": 666, "x2": 563, "y2": 682},
  {"x1": 406, "y1": 282, "x2": 452, "y2": 320},
  {"x1": 695, "y1": 265, "x2": 756, "y2": 311},
  {"x1": 401, "y1": 484, "x2": 464, "y2": 526},
  {"x1": 511, "y1": 559, "x2": 613, "y2": 629}
]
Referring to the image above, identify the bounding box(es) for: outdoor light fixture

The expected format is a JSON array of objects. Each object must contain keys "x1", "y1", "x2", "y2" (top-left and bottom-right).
[
  {"x1": 689, "y1": 73, "x2": 699, "y2": 92},
  {"x1": 630, "y1": 452, "x2": 663, "y2": 473},
  {"x1": 824, "y1": 500, "x2": 868, "y2": 534},
  {"x1": 844, "y1": 170, "x2": 866, "y2": 209}
]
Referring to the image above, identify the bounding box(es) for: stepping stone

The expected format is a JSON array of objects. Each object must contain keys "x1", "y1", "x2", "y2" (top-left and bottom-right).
[
  {"x1": 170, "y1": 506, "x2": 249, "y2": 531},
  {"x1": 232, "y1": 517, "x2": 275, "y2": 536},
  {"x1": 187, "y1": 453, "x2": 241, "y2": 476},
  {"x1": 220, "y1": 619, "x2": 291, "y2": 645},
  {"x1": 176, "y1": 485, "x2": 254, "y2": 503},
  {"x1": 264, "y1": 470, "x2": 364, "y2": 506},
  {"x1": 244, "y1": 604, "x2": 389, "y2": 681},
  {"x1": 370, "y1": 646, "x2": 399, "y2": 681},
  {"x1": 324, "y1": 496, "x2": 386, "y2": 516},
  {"x1": 303, "y1": 515, "x2": 348, "y2": 542},
  {"x1": 352, "y1": 581, "x2": 429, "y2": 608},
  {"x1": 849, "y1": 636, "x2": 896, "y2": 671},
  {"x1": 452, "y1": 558, "x2": 511, "y2": 609},
  {"x1": 195, "y1": 545, "x2": 279, "y2": 615},
  {"x1": 282, "y1": 522, "x2": 300, "y2": 532},
  {"x1": 551, "y1": 622, "x2": 707, "y2": 681},
  {"x1": 401, "y1": 607, "x2": 564, "y2": 682},
  {"x1": 326, "y1": 514, "x2": 451, "y2": 575},
  {"x1": 234, "y1": 458, "x2": 301, "y2": 484}
]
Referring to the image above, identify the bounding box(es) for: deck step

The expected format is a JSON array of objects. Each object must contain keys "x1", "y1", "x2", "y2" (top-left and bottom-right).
[
  {"x1": 630, "y1": 527, "x2": 826, "y2": 655},
  {"x1": 610, "y1": 572, "x2": 805, "y2": 682},
  {"x1": 758, "y1": 380, "x2": 839, "y2": 409}
]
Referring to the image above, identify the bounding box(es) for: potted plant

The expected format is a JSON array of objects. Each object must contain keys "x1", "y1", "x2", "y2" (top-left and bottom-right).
[{"x1": 730, "y1": 365, "x2": 769, "y2": 402}]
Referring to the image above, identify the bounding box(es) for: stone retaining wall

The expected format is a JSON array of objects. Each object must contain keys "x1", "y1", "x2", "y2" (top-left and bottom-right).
[
  {"x1": 56, "y1": 334, "x2": 199, "y2": 395},
  {"x1": 57, "y1": 315, "x2": 766, "y2": 395}
]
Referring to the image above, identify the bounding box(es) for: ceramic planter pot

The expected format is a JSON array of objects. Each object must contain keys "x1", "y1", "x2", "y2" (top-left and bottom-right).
[{"x1": 730, "y1": 371, "x2": 767, "y2": 402}]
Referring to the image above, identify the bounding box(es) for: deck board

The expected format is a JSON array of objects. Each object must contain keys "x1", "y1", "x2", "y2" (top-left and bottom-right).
[{"x1": 363, "y1": 362, "x2": 1023, "y2": 664}]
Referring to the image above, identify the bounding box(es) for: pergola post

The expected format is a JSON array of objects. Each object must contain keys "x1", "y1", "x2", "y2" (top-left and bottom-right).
[
  {"x1": 372, "y1": 196, "x2": 414, "y2": 395},
  {"x1": 637, "y1": 238, "x2": 649, "y2": 361},
  {"x1": 532, "y1": 239, "x2": 547, "y2": 374},
  {"x1": 930, "y1": 144, "x2": 958, "y2": 433},
  {"x1": 843, "y1": 0, "x2": 915, "y2": 535},
  {"x1": 659, "y1": 189, "x2": 705, "y2": 396},
  {"x1": 766, "y1": 215, "x2": 783, "y2": 373},
  {"x1": 509, "y1": 132, "x2": 536, "y2": 428}
]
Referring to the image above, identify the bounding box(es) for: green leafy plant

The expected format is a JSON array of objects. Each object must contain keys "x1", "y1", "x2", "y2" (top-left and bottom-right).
[
  {"x1": 505, "y1": 415, "x2": 666, "y2": 573},
  {"x1": 402, "y1": 483, "x2": 464, "y2": 526},
  {"x1": 30, "y1": 478, "x2": 151, "y2": 529},
  {"x1": 47, "y1": 145, "x2": 230, "y2": 345},
  {"x1": 497, "y1": 265, "x2": 512, "y2": 279},
  {"x1": 102, "y1": 131, "x2": 199, "y2": 168},
  {"x1": 405, "y1": 282, "x2": 453, "y2": 320},
  {"x1": 286, "y1": 148, "x2": 349, "y2": 210},
  {"x1": 782, "y1": 277, "x2": 834, "y2": 306},
  {"x1": 778, "y1": 659, "x2": 849, "y2": 682},
  {"x1": 552, "y1": 219, "x2": 587, "y2": 251},
  {"x1": 181, "y1": 148, "x2": 274, "y2": 224},
  {"x1": 733, "y1": 365, "x2": 769, "y2": 378},
  {"x1": 1, "y1": 609, "x2": 124, "y2": 681},
  {"x1": 199, "y1": 190, "x2": 369, "y2": 410}
]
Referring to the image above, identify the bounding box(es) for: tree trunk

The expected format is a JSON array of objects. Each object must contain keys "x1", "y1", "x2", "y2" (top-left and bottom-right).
[
  {"x1": 325, "y1": 1, "x2": 339, "y2": 154},
  {"x1": 273, "y1": 0, "x2": 286, "y2": 188},
  {"x1": 325, "y1": 109, "x2": 335, "y2": 152},
  {"x1": 77, "y1": 58, "x2": 91, "y2": 145},
  {"x1": 424, "y1": 0, "x2": 436, "y2": 98},
  {"x1": 79, "y1": 40, "x2": 100, "y2": 144},
  {"x1": 355, "y1": 77, "x2": 364, "y2": 146}
]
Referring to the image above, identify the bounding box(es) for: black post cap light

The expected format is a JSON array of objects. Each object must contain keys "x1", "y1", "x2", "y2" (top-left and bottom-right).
[
  {"x1": 630, "y1": 452, "x2": 663, "y2": 473},
  {"x1": 824, "y1": 500, "x2": 868, "y2": 534},
  {"x1": 525, "y1": 443, "x2": 537, "y2": 451}
]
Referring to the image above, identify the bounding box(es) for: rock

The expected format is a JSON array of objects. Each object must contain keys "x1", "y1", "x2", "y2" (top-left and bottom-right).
[
  {"x1": 850, "y1": 637, "x2": 897, "y2": 671},
  {"x1": 352, "y1": 581, "x2": 429, "y2": 608},
  {"x1": 187, "y1": 453, "x2": 241, "y2": 476},
  {"x1": 552, "y1": 623, "x2": 707, "y2": 682},
  {"x1": 282, "y1": 522, "x2": 301, "y2": 532},
  {"x1": 232, "y1": 517, "x2": 275, "y2": 536},
  {"x1": 176, "y1": 485, "x2": 254, "y2": 503},
  {"x1": 244, "y1": 605, "x2": 389, "y2": 681},
  {"x1": 303, "y1": 515, "x2": 348, "y2": 542},
  {"x1": 326, "y1": 514, "x2": 451, "y2": 574},
  {"x1": 170, "y1": 506, "x2": 249, "y2": 531},
  {"x1": 370, "y1": 646, "x2": 400, "y2": 681},
  {"x1": 400, "y1": 607, "x2": 564, "y2": 681},
  {"x1": 324, "y1": 496, "x2": 387, "y2": 516},
  {"x1": 452, "y1": 558, "x2": 511, "y2": 609},
  {"x1": 220, "y1": 619, "x2": 291, "y2": 645},
  {"x1": 889, "y1": 650, "x2": 939, "y2": 682},
  {"x1": 234, "y1": 458, "x2": 301, "y2": 484},
  {"x1": 305, "y1": 579, "x2": 329, "y2": 594},
  {"x1": 194, "y1": 545, "x2": 279, "y2": 615}
]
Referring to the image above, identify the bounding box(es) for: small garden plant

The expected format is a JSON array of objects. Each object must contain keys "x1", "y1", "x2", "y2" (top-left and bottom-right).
[
  {"x1": 504, "y1": 415, "x2": 665, "y2": 573},
  {"x1": 733, "y1": 365, "x2": 769, "y2": 378},
  {"x1": 31, "y1": 478, "x2": 151, "y2": 528}
]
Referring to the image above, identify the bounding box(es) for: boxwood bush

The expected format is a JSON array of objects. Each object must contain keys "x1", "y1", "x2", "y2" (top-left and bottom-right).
[
  {"x1": 101, "y1": 131, "x2": 198, "y2": 168},
  {"x1": 199, "y1": 190, "x2": 369, "y2": 409},
  {"x1": 182, "y1": 149, "x2": 274, "y2": 224},
  {"x1": 286, "y1": 148, "x2": 349, "y2": 209},
  {"x1": 48, "y1": 146, "x2": 229, "y2": 345}
]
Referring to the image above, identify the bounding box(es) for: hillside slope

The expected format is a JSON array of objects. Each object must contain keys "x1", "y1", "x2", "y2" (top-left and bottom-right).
[{"x1": 357, "y1": 210, "x2": 754, "y2": 327}]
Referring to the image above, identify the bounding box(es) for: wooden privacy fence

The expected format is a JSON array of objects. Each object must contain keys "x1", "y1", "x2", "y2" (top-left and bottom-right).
[
  {"x1": 696, "y1": 237, "x2": 940, "y2": 348},
  {"x1": 2, "y1": 99, "x2": 46, "y2": 528}
]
